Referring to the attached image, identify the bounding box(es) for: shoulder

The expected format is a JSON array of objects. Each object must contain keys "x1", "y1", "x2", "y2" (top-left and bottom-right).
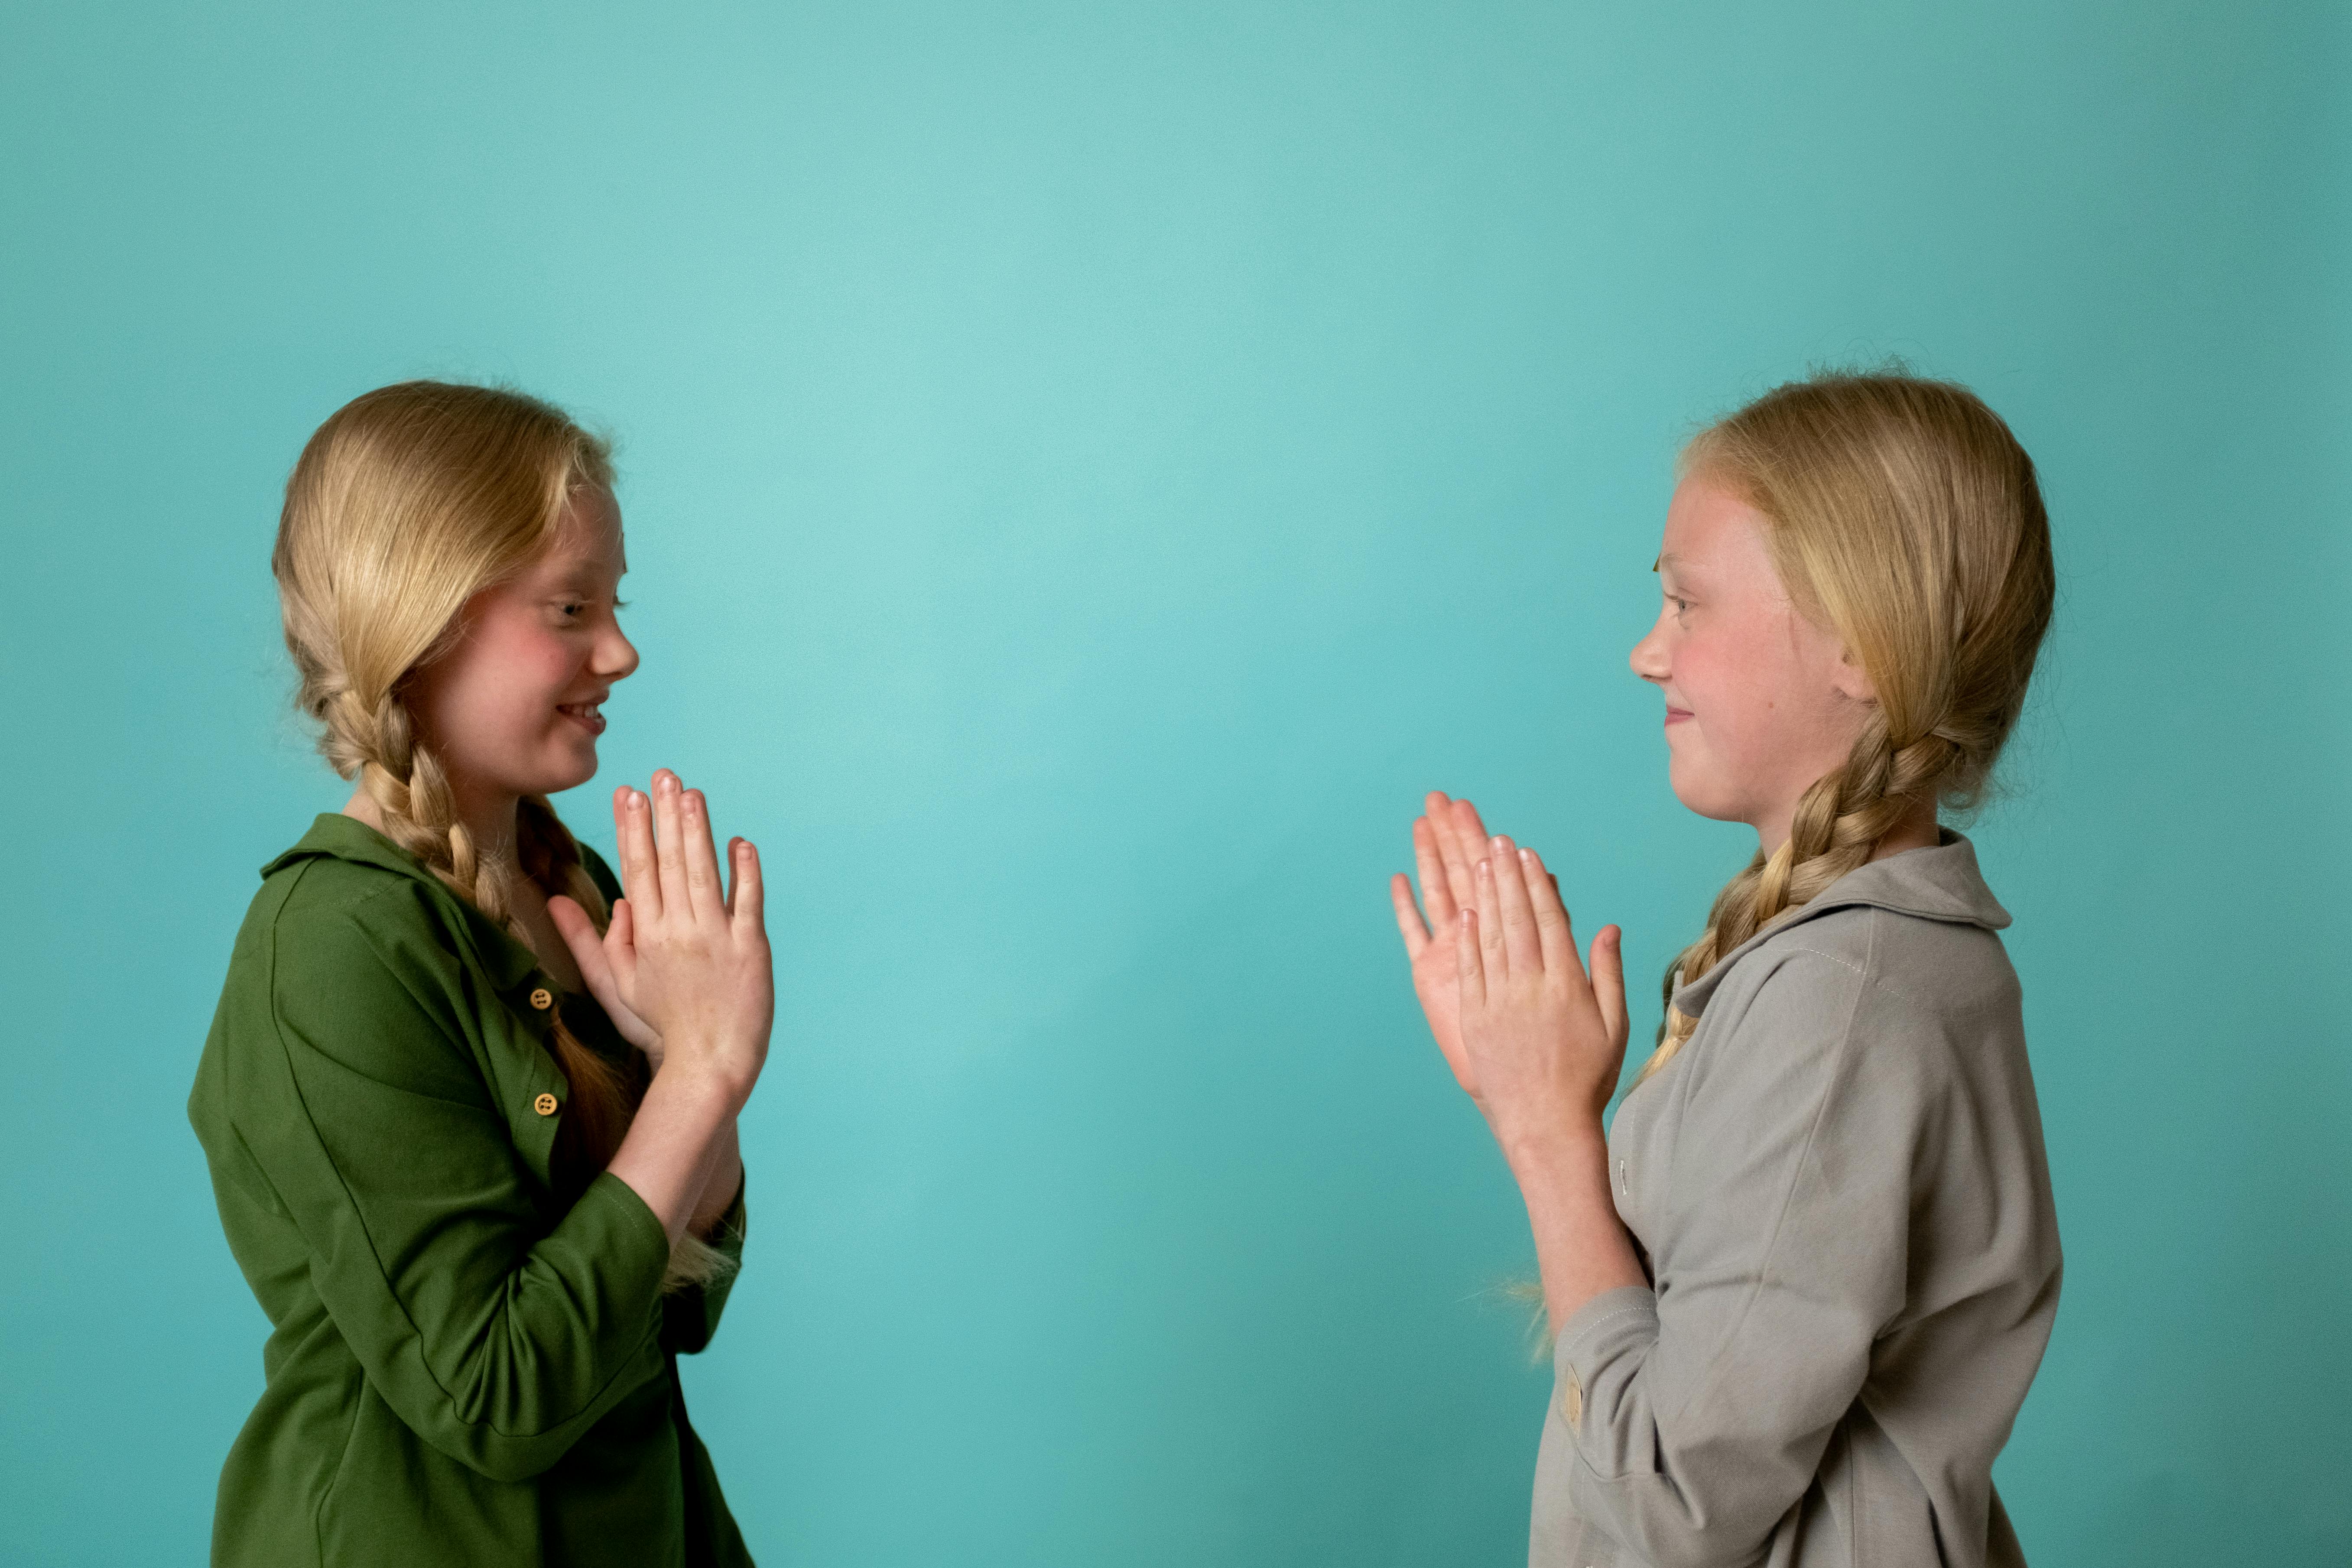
[
  {"x1": 1686, "y1": 904, "x2": 2026, "y2": 1120},
  {"x1": 257, "y1": 854, "x2": 471, "y2": 993},
  {"x1": 215, "y1": 854, "x2": 489, "y2": 1084}
]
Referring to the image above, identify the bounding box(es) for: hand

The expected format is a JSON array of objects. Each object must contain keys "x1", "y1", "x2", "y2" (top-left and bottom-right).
[
  {"x1": 1455, "y1": 834, "x2": 1628, "y2": 1160},
  {"x1": 1390, "y1": 792, "x2": 1495, "y2": 1094},
  {"x1": 603, "y1": 770, "x2": 773, "y2": 1109},
  {"x1": 547, "y1": 892, "x2": 663, "y2": 1065}
]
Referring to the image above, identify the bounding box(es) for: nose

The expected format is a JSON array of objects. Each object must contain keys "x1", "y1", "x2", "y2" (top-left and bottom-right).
[
  {"x1": 597, "y1": 619, "x2": 641, "y2": 683},
  {"x1": 1629, "y1": 610, "x2": 1670, "y2": 684}
]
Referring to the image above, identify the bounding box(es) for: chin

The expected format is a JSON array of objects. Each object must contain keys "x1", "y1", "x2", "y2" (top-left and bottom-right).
[{"x1": 1665, "y1": 763, "x2": 1745, "y2": 825}]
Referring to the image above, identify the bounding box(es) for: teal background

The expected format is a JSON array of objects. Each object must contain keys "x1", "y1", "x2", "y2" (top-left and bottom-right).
[{"x1": 3, "y1": 3, "x2": 2346, "y2": 1563}]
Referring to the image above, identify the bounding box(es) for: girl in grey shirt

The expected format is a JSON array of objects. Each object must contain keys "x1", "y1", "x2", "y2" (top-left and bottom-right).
[{"x1": 1390, "y1": 371, "x2": 2061, "y2": 1568}]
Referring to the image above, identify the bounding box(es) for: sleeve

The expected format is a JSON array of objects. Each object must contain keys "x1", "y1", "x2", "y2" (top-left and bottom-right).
[
  {"x1": 1551, "y1": 951, "x2": 1929, "y2": 1568},
  {"x1": 235, "y1": 894, "x2": 674, "y2": 1484},
  {"x1": 663, "y1": 1169, "x2": 748, "y2": 1355}
]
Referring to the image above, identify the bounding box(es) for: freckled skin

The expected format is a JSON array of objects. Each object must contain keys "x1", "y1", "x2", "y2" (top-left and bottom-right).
[
  {"x1": 403, "y1": 488, "x2": 640, "y2": 826},
  {"x1": 1627, "y1": 475, "x2": 1876, "y2": 856}
]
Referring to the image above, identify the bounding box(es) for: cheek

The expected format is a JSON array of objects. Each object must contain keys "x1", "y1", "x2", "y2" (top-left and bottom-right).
[{"x1": 425, "y1": 626, "x2": 580, "y2": 754}]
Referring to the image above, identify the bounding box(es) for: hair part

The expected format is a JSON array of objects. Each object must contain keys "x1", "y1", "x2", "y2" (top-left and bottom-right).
[
  {"x1": 275, "y1": 381, "x2": 728, "y2": 1291},
  {"x1": 1636, "y1": 369, "x2": 2054, "y2": 1089}
]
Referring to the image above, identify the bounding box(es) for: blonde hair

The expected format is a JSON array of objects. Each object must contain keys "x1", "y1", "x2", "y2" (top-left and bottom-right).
[
  {"x1": 1636, "y1": 370, "x2": 2054, "y2": 1089},
  {"x1": 275, "y1": 380, "x2": 729, "y2": 1288}
]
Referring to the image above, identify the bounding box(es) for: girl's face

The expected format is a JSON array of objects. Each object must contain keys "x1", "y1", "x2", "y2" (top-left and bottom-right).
[
  {"x1": 1628, "y1": 472, "x2": 1875, "y2": 847},
  {"x1": 406, "y1": 487, "x2": 639, "y2": 807}
]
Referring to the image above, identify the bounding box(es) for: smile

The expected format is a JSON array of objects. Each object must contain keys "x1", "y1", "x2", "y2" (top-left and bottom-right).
[{"x1": 557, "y1": 701, "x2": 606, "y2": 737}]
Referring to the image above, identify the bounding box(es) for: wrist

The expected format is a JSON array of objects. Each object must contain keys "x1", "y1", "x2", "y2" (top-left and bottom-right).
[
  {"x1": 647, "y1": 1052, "x2": 752, "y2": 1117},
  {"x1": 1495, "y1": 1117, "x2": 1608, "y2": 1181}
]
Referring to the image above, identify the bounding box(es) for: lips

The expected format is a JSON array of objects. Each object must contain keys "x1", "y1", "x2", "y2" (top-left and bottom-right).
[
  {"x1": 557, "y1": 701, "x2": 606, "y2": 737},
  {"x1": 1664, "y1": 706, "x2": 1693, "y2": 726}
]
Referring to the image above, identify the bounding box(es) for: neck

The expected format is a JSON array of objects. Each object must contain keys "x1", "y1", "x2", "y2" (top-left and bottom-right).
[{"x1": 342, "y1": 773, "x2": 524, "y2": 880}]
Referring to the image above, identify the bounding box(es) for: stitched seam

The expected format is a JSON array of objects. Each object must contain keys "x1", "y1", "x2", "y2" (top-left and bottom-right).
[
  {"x1": 260, "y1": 884, "x2": 655, "y2": 1451},
  {"x1": 1559, "y1": 1302, "x2": 1656, "y2": 1365},
  {"x1": 1672, "y1": 951, "x2": 1871, "y2": 1424}
]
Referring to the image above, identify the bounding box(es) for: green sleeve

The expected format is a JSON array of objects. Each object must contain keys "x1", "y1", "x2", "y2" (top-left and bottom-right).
[
  {"x1": 236, "y1": 884, "x2": 673, "y2": 1484},
  {"x1": 664, "y1": 1172, "x2": 747, "y2": 1355}
]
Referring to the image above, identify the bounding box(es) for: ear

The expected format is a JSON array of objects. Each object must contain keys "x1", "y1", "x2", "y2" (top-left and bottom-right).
[{"x1": 1831, "y1": 643, "x2": 1879, "y2": 705}]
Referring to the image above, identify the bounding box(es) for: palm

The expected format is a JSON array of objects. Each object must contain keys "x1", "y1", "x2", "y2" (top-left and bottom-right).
[{"x1": 1389, "y1": 791, "x2": 1495, "y2": 1096}]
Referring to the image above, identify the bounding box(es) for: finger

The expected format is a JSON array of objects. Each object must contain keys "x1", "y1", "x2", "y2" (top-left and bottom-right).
[
  {"x1": 680, "y1": 788, "x2": 727, "y2": 921},
  {"x1": 1592, "y1": 925, "x2": 1628, "y2": 1045},
  {"x1": 545, "y1": 893, "x2": 607, "y2": 980},
  {"x1": 615, "y1": 786, "x2": 662, "y2": 920},
  {"x1": 1519, "y1": 847, "x2": 1581, "y2": 977},
  {"x1": 607, "y1": 898, "x2": 638, "y2": 990},
  {"x1": 1456, "y1": 906, "x2": 1486, "y2": 1007},
  {"x1": 548, "y1": 893, "x2": 625, "y2": 1009},
  {"x1": 1449, "y1": 795, "x2": 1492, "y2": 854},
  {"x1": 1425, "y1": 792, "x2": 1479, "y2": 914},
  {"x1": 1474, "y1": 852, "x2": 1508, "y2": 979},
  {"x1": 1390, "y1": 872, "x2": 1429, "y2": 957},
  {"x1": 729, "y1": 838, "x2": 765, "y2": 937},
  {"x1": 1489, "y1": 836, "x2": 1543, "y2": 974},
  {"x1": 650, "y1": 770, "x2": 694, "y2": 919},
  {"x1": 1412, "y1": 817, "x2": 1458, "y2": 926}
]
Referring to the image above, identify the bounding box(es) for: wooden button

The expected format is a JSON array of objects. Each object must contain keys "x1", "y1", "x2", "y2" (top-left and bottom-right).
[
  {"x1": 529, "y1": 987, "x2": 553, "y2": 1011},
  {"x1": 533, "y1": 1092, "x2": 559, "y2": 1117}
]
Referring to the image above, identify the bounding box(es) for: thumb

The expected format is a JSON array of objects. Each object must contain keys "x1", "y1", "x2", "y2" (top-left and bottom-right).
[
  {"x1": 1591, "y1": 925, "x2": 1628, "y2": 1045},
  {"x1": 547, "y1": 895, "x2": 617, "y2": 993}
]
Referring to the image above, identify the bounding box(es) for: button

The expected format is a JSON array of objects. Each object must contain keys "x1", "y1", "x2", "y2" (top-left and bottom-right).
[
  {"x1": 533, "y1": 1092, "x2": 559, "y2": 1116},
  {"x1": 1561, "y1": 1365, "x2": 1584, "y2": 1426},
  {"x1": 529, "y1": 987, "x2": 553, "y2": 1011}
]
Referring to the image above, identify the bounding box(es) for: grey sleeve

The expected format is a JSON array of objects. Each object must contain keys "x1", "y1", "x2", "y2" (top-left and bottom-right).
[{"x1": 1552, "y1": 951, "x2": 1928, "y2": 1568}]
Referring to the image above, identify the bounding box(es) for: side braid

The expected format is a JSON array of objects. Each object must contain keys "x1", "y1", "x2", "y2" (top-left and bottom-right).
[{"x1": 1639, "y1": 716, "x2": 1969, "y2": 1088}]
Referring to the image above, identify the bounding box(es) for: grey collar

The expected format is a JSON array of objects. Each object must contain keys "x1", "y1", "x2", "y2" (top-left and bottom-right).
[{"x1": 1669, "y1": 829, "x2": 2011, "y2": 1019}]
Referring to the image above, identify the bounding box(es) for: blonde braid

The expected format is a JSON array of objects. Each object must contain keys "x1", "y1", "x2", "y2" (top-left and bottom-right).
[{"x1": 1639, "y1": 721, "x2": 1962, "y2": 1085}]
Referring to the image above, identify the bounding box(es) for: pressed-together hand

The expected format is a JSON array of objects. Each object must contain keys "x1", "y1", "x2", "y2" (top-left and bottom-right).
[
  {"x1": 550, "y1": 770, "x2": 772, "y2": 1106},
  {"x1": 1390, "y1": 792, "x2": 1498, "y2": 1094},
  {"x1": 1457, "y1": 833, "x2": 1628, "y2": 1153}
]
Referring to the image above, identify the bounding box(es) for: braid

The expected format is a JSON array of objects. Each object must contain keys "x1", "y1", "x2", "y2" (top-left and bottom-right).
[{"x1": 1639, "y1": 718, "x2": 1968, "y2": 1087}]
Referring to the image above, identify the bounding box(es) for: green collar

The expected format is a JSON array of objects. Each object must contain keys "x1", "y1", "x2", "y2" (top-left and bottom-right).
[{"x1": 263, "y1": 813, "x2": 546, "y2": 992}]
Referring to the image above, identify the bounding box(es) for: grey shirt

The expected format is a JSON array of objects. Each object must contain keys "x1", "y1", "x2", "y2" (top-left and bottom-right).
[{"x1": 1532, "y1": 832, "x2": 2061, "y2": 1568}]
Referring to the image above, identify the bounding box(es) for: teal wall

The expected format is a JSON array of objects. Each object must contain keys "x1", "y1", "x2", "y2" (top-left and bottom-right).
[{"x1": 4, "y1": 3, "x2": 2346, "y2": 1563}]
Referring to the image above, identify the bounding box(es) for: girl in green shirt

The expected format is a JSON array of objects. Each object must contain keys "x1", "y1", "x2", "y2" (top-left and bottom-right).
[{"x1": 190, "y1": 381, "x2": 773, "y2": 1566}]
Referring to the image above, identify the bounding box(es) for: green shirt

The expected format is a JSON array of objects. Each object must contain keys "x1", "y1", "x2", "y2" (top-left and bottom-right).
[{"x1": 188, "y1": 814, "x2": 754, "y2": 1568}]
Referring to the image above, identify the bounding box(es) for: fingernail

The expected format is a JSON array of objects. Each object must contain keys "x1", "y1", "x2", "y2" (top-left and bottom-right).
[{"x1": 1517, "y1": 847, "x2": 1532, "y2": 864}]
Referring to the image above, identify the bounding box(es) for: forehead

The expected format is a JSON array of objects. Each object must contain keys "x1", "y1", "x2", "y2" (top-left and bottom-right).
[
  {"x1": 531, "y1": 487, "x2": 627, "y2": 577},
  {"x1": 1660, "y1": 471, "x2": 1771, "y2": 578}
]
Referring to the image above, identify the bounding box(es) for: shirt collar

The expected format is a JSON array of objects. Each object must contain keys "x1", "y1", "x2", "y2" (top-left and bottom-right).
[
  {"x1": 263, "y1": 813, "x2": 545, "y2": 991},
  {"x1": 1670, "y1": 828, "x2": 2012, "y2": 1019}
]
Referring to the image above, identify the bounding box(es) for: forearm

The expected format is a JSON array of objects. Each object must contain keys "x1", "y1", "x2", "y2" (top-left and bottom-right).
[
  {"x1": 607, "y1": 1060, "x2": 743, "y2": 1247},
  {"x1": 1505, "y1": 1126, "x2": 1649, "y2": 1334}
]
